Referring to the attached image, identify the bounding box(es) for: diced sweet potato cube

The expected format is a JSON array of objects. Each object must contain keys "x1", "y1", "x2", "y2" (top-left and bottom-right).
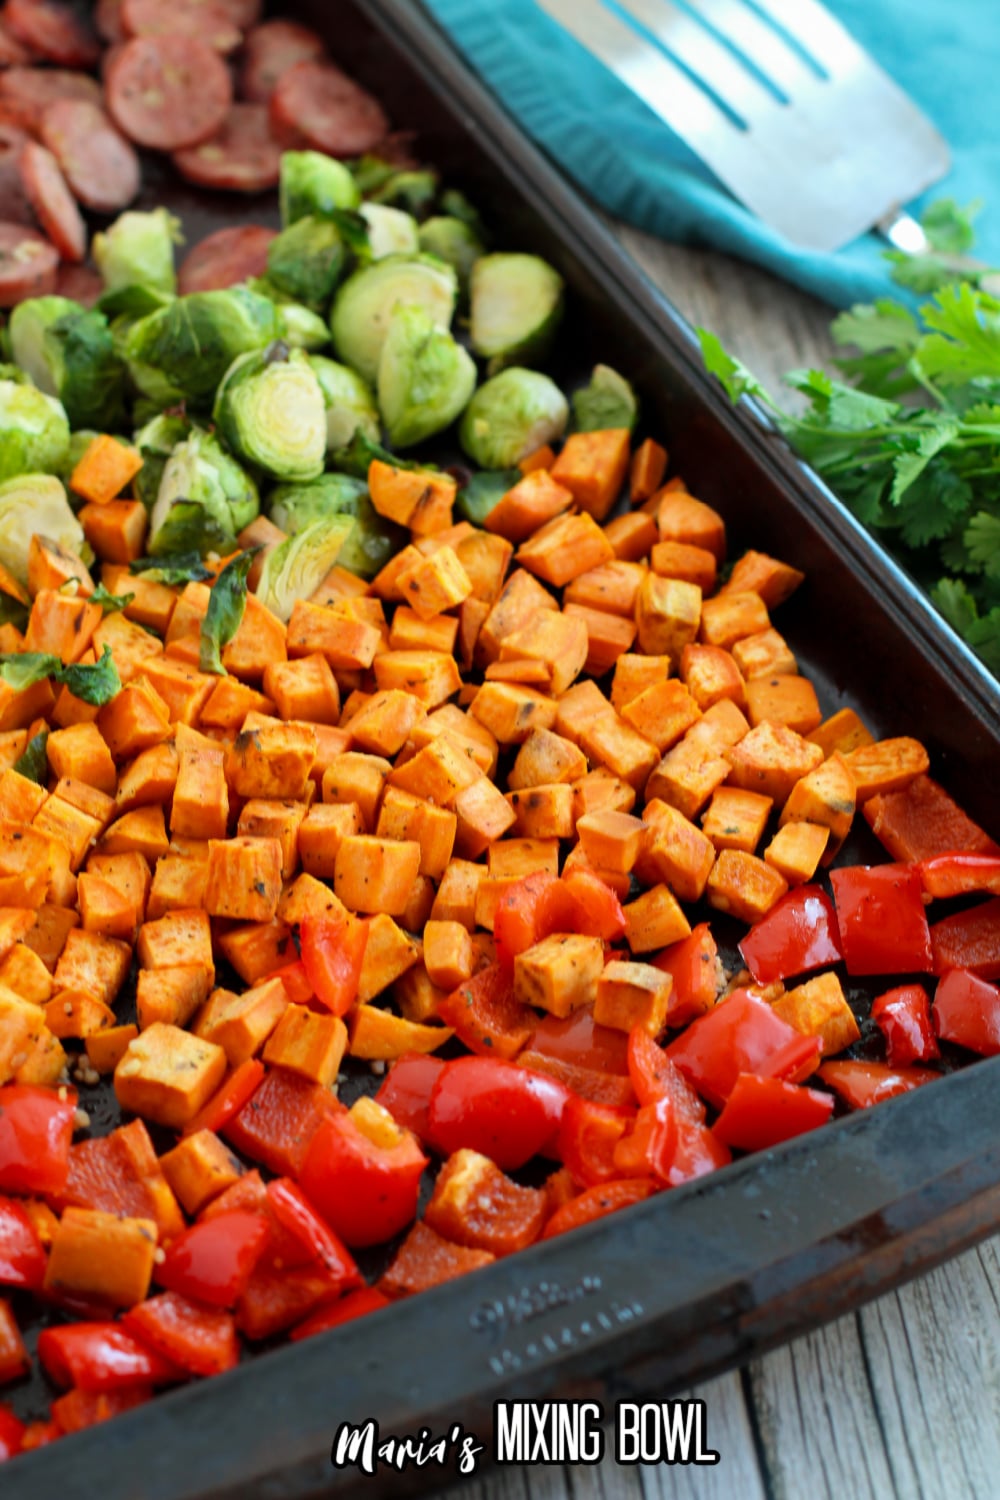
[
  {"x1": 159, "y1": 1130, "x2": 244, "y2": 1217},
  {"x1": 595, "y1": 960, "x2": 672, "y2": 1035},
  {"x1": 488, "y1": 838, "x2": 560, "y2": 880},
  {"x1": 431, "y1": 861, "x2": 485, "y2": 932},
  {"x1": 170, "y1": 724, "x2": 228, "y2": 842},
  {"x1": 623, "y1": 884, "x2": 692, "y2": 953},
  {"x1": 321, "y1": 752, "x2": 390, "y2": 829},
  {"x1": 484, "y1": 468, "x2": 573, "y2": 542},
  {"x1": 645, "y1": 741, "x2": 731, "y2": 820},
  {"x1": 203, "y1": 837, "x2": 282, "y2": 923},
  {"x1": 513, "y1": 933, "x2": 605, "y2": 1017},
  {"x1": 549, "y1": 428, "x2": 631, "y2": 521},
  {"x1": 397, "y1": 546, "x2": 473, "y2": 621},
  {"x1": 680, "y1": 644, "x2": 746, "y2": 713},
  {"x1": 655, "y1": 491, "x2": 726, "y2": 559},
  {"x1": 368, "y1": 460, "x2": 456, "y2": 530},
  {"x1": 114, "y1": 742, "x2": 177, "y2": 814},
  {"x1": 99, "y1": 804, "x2": 170, "y2": 860},
  {"x1": 263, "y1": 1006, "x2": 347, "y2": 1087},
  {"x1": 226, "y1": 721, "x2": 316, "y2": 801},
  {"x1": 422, "y1": 920, "x2": 475, "y2": 991},
  {"x1": 376, "y1": 788, "x2": 456, "y2": 881},
  {"x1": 701, "y1": 786, "x2": 773, "y2": 854},
  {"x1": 334, "y1": 836, "x2": 421, "y2": 916},
  {"x1": 0, "y1": 767, "x2": 47, "y2": 825},
  {"x1": 745, "y1": 674, "x2": 822, "y2": 736},
  {"x1": 469, "y1": 682, "x2": 557, "y2": 745},
  {"x1": 476, "y1": 569, "x2": 558, "y2": 664},
  {"x1": 562, "y1": 603, "x2": 637, "y2": 676},
  {"x1": 77, "y1": 872, "x2": 138, "y2": 941},
  {"x1": 579, "y1": 712, "x2": 659, "y2": 792},
  {"x1": 842, "y1": 737, "x2": 930, "y2": 801},
  {"x1": 196, "y1": 977, "x2": 288, "y2": 1067},
  {"x1": 424, "y1": 1148, "x2": 548, "y2": 1256},
  {"x1": 706, "y1": 849, "x2": 788, "y2": 923},
  {"x1": 507, "y1": 783, "x2": 575, "y2": 839},
  {"x1": 33, "y1": 796, "x2": 103, "y2": 873},
  {"x1": 699, "y1": 591, "x2": 770, "y2": 651},
  {"x1": 389, "y1": 735, "x2": 482, "y2": 807},
  {"x1": 635, "y1": 798, "x2": 716, "y2": 902},
  {"x1": 636, "y1": 574, "x2": 701, "y2": 659},
  {"x1": 115, "y1": 1023, "x2": 227, "y2": 1129},
  {"x1": 295, "y1": 802, "x2": 361, "y2": 879},
  {"x1": 79, "y1": 498, "x2": 148, "y2": 565},
  {"x1": 575, "y1": 809, "x2": 645, "y2": 874},
  {"x1": 628, "y1": 437, "x2": 668, "y2": 505},
  {"x1": 388, "y1": 606, "x2": 460, "y2": 656},
  {"x1": 516, "y1": 512, "x2": 615, "y2": 587},
  {"x1": 779, "y1": 753, "x2": 856, "y2": 862},
  {"x1": 564, "y1": 560, "x2": 646, "y2": 619},
  {"x1": 499, "y1": 612, "x2": 589, "y2": 696},
  {"x1": 24, "y1": 589, "x2": 100, "y2": 663},
  {"x1": 140, "y1": 657, "x2": 214, "y2": 723},
  {"x1": 217, "y1": 921, "x2": 294, "y2": 986},
  {"x1": 137, "y1": 909, "x2": 214, "y2": 975},
  {"x1": 372, "y1": 650, "x2": 462, "y2": 709},
  {"x1": 53, "y1": 928, "x2": 130, "y2": 1006},
  {"x1": 720, "y1": 550, "x2": 804, "y2": 608},
  {"x1": 236, "y1": 800, "x2": 307, "y2": 882},
  {"x1": 732, "y1": 628, "x2": 798, "y2": 681},
  {"x1": 97, "y1": 678, "x2": 172, "y2": 763},
  {"x1": 620, "y1": 677, "x2": 701, "y2": 753},
  {"x1": 0, "y1": 908, "x2": 40, "y2": 964},
  {"x1": 349, "y1": 690, "x2": 426, "y2": 758},
  {"x1": 773, "y1": 971, "x2": 860, "y2": 1056},
  {"x1": 725, "y1": 722, "x2": 824, "y2": 806},
  {"x1": 262, "y1": 654, "x2": 339, "y2": 726},
  {"x1": 0, "y1": 941, "x2": 52, "y2": 1004},
  {"x1": 46, "y1": 722, "x2": 117, "y2": 794},
  {"x1": 357, "y1": 913, "x2": 421, "y2": 1003},
  {"x1": 764, "y1": 822, "x2": 830, "y2": 884},
  {"x1": 807, "y1": 707, "x2": 874, "y2": 760},
  {"x1": 44, "y1": 1207, "x2": 157, "y2": 1309},
  {"x1": 348, "y1": 1006, "x2": 452, "y2": 1060},
  {"x1": 650, "y1": 540, "x2": 717, "y2": 591},
  {"x1": 277, "y1": 873, "x2": 347, "y2": 927},
  {"x1": 573, "y1": 768, "x2": 635, "y2": 822},
  {"x1": 604, "y1": 511, "x2": 658, "y2": 562},
  {"x1": 84, "y1": 1022, "x2": 138, "y2": 1075},
  {"x1": 136, "y1": 965, "x2": 213, "y2": 1030}
]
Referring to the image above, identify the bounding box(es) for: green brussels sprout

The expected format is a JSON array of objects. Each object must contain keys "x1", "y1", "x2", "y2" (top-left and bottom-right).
[
  {"x1": 360, "y1": 204, "x2": 419, "y2": 260},
  {"x1": 456, "y1": 468, "x2": 520, "y2": 526},
  {"x1": 308, "y1": 356, "x2": 379, "y2": 451},
  {"x1": 0, "y1": 363, "x2": 30, "y2": 385},
  {"x1": 0, "y1": 380, "x2": 70, "y2": 483},
  {"x1": 267, "y1": 473, "x2": 402, "y2": 581},
  {"x1": 132, "y1": 411, "x2": 193, "y2": 509},
  {"x1": 92, "y1": 208, "x2": 181, "y2": 295},
  {"x1": 572, "y1": 364, "x2": 639, "y2": 433},
  {"x1": 123, "y1": 287, "x2": 284, "y2": 409},
  {"x1": 266, "y1": 216, "x2": 347, "y2": 312},
  {"x1": 277, "y1": 302, "x2": 331, "y2": 351},
  {"x1": 97, "y1": 284, "x2": 174, "y2": 320},
  {"x1": 368, "y1": 169, "x2": 438, "y2": 219},
  {"x1": 9, "y1": 297, "x2": 127, "y2": 432},
  {"x1": 256, "y1": 514, "x2": 356, "y2": 622},
  {"x1": 149, "y1": 429, "x2": 259, "y2": 556},
  {"x1": 459, "y1": 367, "x2": 568, "y2": 469},
  {"x1": 440, "y1": 188, "x2": 488, "y2": 242},
  {"x1": 330, "y1": 253, "x2": 458, "y2": 385},
  {"x1": 213, "y1": 343, "x2": 327, "y2": 482},
  {"x1": 418, "y1": 216, "x2": 485, "y2": 291},
  {"x1": 470, "y1": 252, "x2": 564, "y2": 371},
  {"x1": 0, "y1": 474, "x2": 84, "y2": 585},
  {"x1": 377, "y1": 303, "x2": 477, "y2": 449},
  {"x1": 280, "y1": 151, "x2": 361, "y2": 226}
]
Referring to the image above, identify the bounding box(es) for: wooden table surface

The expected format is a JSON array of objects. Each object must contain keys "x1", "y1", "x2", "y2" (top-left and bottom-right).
[{"x1": 452, "y1": 227, "x2": 1000, "y2": 1500}]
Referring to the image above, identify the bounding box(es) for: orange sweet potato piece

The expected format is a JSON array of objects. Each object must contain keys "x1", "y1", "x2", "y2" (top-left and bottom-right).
[{"x1": 70, "y1": 434, "x2": 143, "y2": 506}]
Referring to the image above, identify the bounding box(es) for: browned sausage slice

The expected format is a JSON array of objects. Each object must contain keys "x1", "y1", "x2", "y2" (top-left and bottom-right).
[
  {"x1": 177, "y1": 223, "x2": 276, "y2": 295},
  {"x1": 4, "y1": 0, "x2": 100, "y2": 69},
  {"x1": 0, "y1": 66, "x2": 102, "y2": 133},
  {"x1": 121, "y1": 0, "x2": 243, "y2": 57},
  {"x1": 105, "y1": 34, "x2": 232, "y2": 151},
  {"x1": 240, "y1": 19, "x2": 326, "y2": 104},
  {"x1": 40, "y1": 98, "x2": 140, "y2": 213},
  {"x1": 56, "y1": 259, "x2": 103, "y2": 306},
  {"x1": 0, "y1": 218, "x2": 59, "y2": 304},
  {"x1": 19, "y1": 137, "x2": 85, "y2": 260},
  {"x1": 269, "y1": 60, "x2": 389, "y2": 158},
  {"x1": 0, "y1": 121, "x2": 33, "y2": 224},
  {"x1": 172, "y1": 104, "x2": 281, "y2": 195}
]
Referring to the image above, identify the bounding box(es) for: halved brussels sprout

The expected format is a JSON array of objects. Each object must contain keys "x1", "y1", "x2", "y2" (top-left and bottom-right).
[
  {"x1": 124, "y1": 287, "x2": 283, "y2": 409},
  {"x1": 572, "y1": 364, "x2": 639, "y2": 433},
  {"x1": 267, "y1": 473, "x2": 401, "y2": 581},
  {"x1": 470, "y1": 252, "x2": 564, "y2": 371},
  {"x1": 132, "y1": 412, "x2": 193, "y2": 510},
  {"x1": 308, "y1": 356, "x2": 379, "y2": 452},
  {"x1": 418, "y1": 216, "x2": 484, "y2": 291},
  {"x1": 0, "y1": 380, "x2": 70, "y2": 484},
  {"x1": 255, "y1": 514, "x2": 355, "y2": 622},
  {"x1": 266, "y1": 216, "x2": 347, "y2": 312},
  {"x1": 92, "y1": 208, "x2": 181, "y2": 295},
  {"x1": 0, "y1": 474, "x2": 84, "y2": 585},
  {"x1": 277, "y1": 302, "x2": 331, "y2": 351},
  {"x1": 280, "y1": 151, "x2": 361, "y2": 226},
  {"x1": 377, "y1": 303, "x2": 477, "y2": 449},
  {"x1": 368, "y1": 169, "x2": 438, "y2": 219},
  {"x1": 330, "y1": 253, "x2": 458, "y2": 385},
  {"x1": 9, "y1": 297, "x2": 127, "y2": 432},
  {"x1": 360, "y1": 204, "x2": 419, "y2": 260},
  {"x1": 214, "y1": 344, "x2": 327, "y2": 482},
  {"x1": 458, "y1": 367, "x2": 568, "y2": 469},
  {"x1": 149, "y1": 430, "x2": 259, "y2": 557}
]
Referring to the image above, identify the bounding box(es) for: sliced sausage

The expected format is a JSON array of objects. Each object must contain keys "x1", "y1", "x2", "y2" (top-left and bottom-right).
[
  {"x1": 217, "y1": 0, "x2": 261, "y2": 27},
  {"x1": 0, "y1": 19, "x2": 35, "y2": 66},
  {"x1": 40, "y1": 98, "x2": 140, "y2": 213},
  {"x1": 4, "y1": 0, "x2": 100, "y2": 68},
  {"x1": 0, "y1": 121, "x2": 32, "y2": 223},
  {"x1": 172, "y1": 103, "x2": 280, "y2": 194},
  {"x1": 0, "y1": 219, "x2": 59, "y2": 304},
  {"x1": 269, "y1": 60, "x2": 389, "y2": 158},
  {"x1": 105, "y1": 34, "x2": 232, "y2": 151},
  {"x1": 94, "y1": 0, "x2": 126, "y2": 44},
  {"x1": 177, "y1": 223, "x2": 276, "y2": 295},
  {"x1": 0, "y1": 66, "x2": 102, "y2": 133},
  {"x1": 18, "y1": 137, "x2": 85, "y2": 260},
  {"x1": 240, "y1": 19, "x2": 326, "y2": 104},
  {"x1": 56, "y1": 259, "x2": 103, "y2": 306},
  {"x1": 121, "y1": 0, "x2": 243, "y2": 57}
]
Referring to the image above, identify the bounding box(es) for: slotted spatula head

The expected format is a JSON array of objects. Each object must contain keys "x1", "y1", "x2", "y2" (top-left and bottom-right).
[{"x1": 535, "y1": 0, "x2": 950, "y2": 252}]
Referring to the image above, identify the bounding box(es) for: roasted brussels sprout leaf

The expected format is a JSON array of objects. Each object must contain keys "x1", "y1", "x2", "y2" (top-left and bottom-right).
[
  {"x1": 280, "y1": 150, "x2": 361, "y2": 226},
  {"x1": 124, "y1": 287, "x2": 283, "y2": 409},
  {"x1": 200, "y1": 550, "x2": 256, "y2": 676},
  {"x1": 309, "y1": 355, "x2": 379, "y2": 452},
  {"x1": 92, "y1": 208, "x2": 181, "y2": 295},
  {"x1": 440, "y1": 187, "x2": 488, "y2": 243},
  {"x1": 267, "y1": 474, "x2": 402, "y2": 581},
  {"x1": 214, "y1": 344, "x2": 327, "y2": 482},
  {"x1": 329, "y1": 428, "x2": 425, "y2": 479},
  {"x1": 459, "y1": 367, "x2": 569, "y2": 469},
  {"x1": 266, "y1": 216, "x2": 347, "y2": 311},
  {"x1": 97, "y1": 284, "x2": 175, "y2": 321},
  {"x1": 360, "y1": 204, "x2": 419, "y2": 260},
  {"x1": 572, "y1": 364, "x2": 639, "y2": 433},
  {"x1": 9, "y1": 297, "x2": 127, "y2": 432},
  {"x1": 130, "y1": 552, "x2": 213, "y2": 585},
  {"x1": 0, "y1": 475, "x2": 84, "y2": 585},
  {"x1": 132, "y1": 411, "x2": 193, "y2": 510},
  {"x1": 0, "y1": 644, "x2": 120, "y2": 705},
  {"x1": 377, "y1": 303, "x2": 477, "y2": 448},
  {"x1": 456, "y1": 467, "x2": 520, "y2": 526},
  {"x1": 255, "y1": 515, "x2": 355, "y2": 622},
  {"x1": 470, "y1": 252, "x2": 564, "y2": 372},
  {"x1": 0, "y1": 652, "x2": 59, "y2": 693},
  {"x1": 277, "y1": 302, "x2": 331, "y2": 351},
  {"x1": 89, "y1": 582, "x2": 133, "y2": 615},
  {"x1": 0, "y1": 381, "x2": 71, "y2": 484},
  {"x1": 368, "y1": 168, "x2": 438, "y2": 219},
  {"x1": 149, "y1": 430, "x2": 259, "y2": 556},
  {"x1": 418, "y1": 215, "x2": 485, "y2": 291},
  {"x1": 13, "y1": 729, "x2": 48, "y2": 784},
  {"x1": 330, "y1": 254, "x2": 458, "y2": 384}
]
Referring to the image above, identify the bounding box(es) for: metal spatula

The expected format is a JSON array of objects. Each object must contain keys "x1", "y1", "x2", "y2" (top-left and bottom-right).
[{"x1": 534, "y1": 0, "x2": 950, "y2": 252}]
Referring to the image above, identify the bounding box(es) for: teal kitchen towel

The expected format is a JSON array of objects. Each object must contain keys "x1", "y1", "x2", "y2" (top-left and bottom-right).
[{"x1": 420, "y1": 0, "x2": 999, "y2": 308}]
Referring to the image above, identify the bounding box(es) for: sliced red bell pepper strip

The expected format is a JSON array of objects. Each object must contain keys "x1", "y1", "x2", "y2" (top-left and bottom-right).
[
  {"x1": 155, "y1": 1210, "x2": 271, "y2": 1309},
  {"x1": 494, "y1": 869, "x2": 626, "y2": 963},
  {"x1": 0, "y1": 1298, "x2": 28, "y2": 1383},
  {"x1": 863, "y1": 774, "x2": 999, "y2": 864},
  {"x1": 665, "y1": 990, "x2": 820, "y2": 1110},
  {"x1": 426, "y1": 1055, "x2": 570, "y2": 1170},
  {"x1": 0, "y1": 1084, "x2": 76, "y2": 1196},
  {"x1": 37, "y1": 1322, "x2": 185, "y2": 1392},
  {"x1": 379, "y1": 1220, "x2": 495, "y2": 1297},
  {"x1": 298, "y1": 912, "x2": 369, "y2": 1015},
  {"x1": 918, "y1": 852, "x2": 1000, "y2": 900},
  {"x1": 123, "y1": 1291, "x2": 240, "y2": 1378},
  {"x1": 223, "y1": 1065, "x2": 340, "y2": 1177},
  {"x1": 266, "y1": 1178, "x2": 362, "y2": 1288},
  {"x1": 557, "y1": 1095, "x2": 634, "y2": 1186},
  {"x1": 299, "y1": 1106, "x2": 428, "y2": 1249},
  {"x1": 932, "y1": 968, "x2": 1000, "y2": 1055},
  {"x1": 541, "y1": 1178, "x2": 659, "y2": 1239},
  {"x1": 21, "y1": 1419, "x2": 61, "y2": 1450},
  {"x1": 435, "y1": 961, "x2": 535, "y2": 1060},
  {"x1": 870, "y1": 984, "x2": 939, "y2": 1066},
  {"x1": 930, "y1": 898, "x2": 1000, "y2": 980},
  {"x1": 375, "y1": 1052, "x2": 446, "y2": 1142},
  {"x1": 289, "y1": 1286, "x2": 391, "y2": 1342},
  {"x1": 237, "y1": 1261, "x2": 345, "y2": 1341},
  {"x1": 0, "y1": 1404, "x2": 24, "y2": 1461},
  {"x1": 653, "y1": 922, "x2": 719, "y2": 1025},
  {"x1": 829, "y1": 864, "x2": 933, "y2": 975},
  {"x1": 0, "y1": 1195, "x2": 46, "y2": 1291},
  {"x1": 182, "y1": 1058, "x2": 264, "y2": 1138},
  {"x1": 527, "y1": 1007, "x2": 630, "y2": 1074},
  {"x1": 515, "y1": 1049, "x2": 636, "y2": 1109},
  {"x1": 493, "y1": 871, "x2": 561, "y2": 962},
  {"x1": 666, "y1": 1118, "x2": 732, "y2": 1186},
  {"x1": 51, "y1": 1386, "x2": 151, "y2": 1435},
  {"x1": 818, "y1": 1059, "x2": 939, "y2": 1110},
  {"x1": 739, "y1": 886, "x2": 843, "y2": 984},
  {"x1": 712, "y1": 1073, "x2": 835, "y2": 1152},
  {"x1": 612, "y1": 1098, "x2": 678, "y2": 1180},
  {"x1": 559, "y1": 868, "x2": 627, "y2": 941},
  {"x1": 270, "y1": 959, "x2": 314, "y2": 1005},
  {"x1": 627, "y1": 1027, "x2": 705, "y2": 1121}
]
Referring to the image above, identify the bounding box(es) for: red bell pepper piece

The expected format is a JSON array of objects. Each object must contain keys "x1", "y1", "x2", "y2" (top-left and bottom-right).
[
  {"x1": 0, "y1": 1298, "x2": 27, "y2": 1384},
  {"x1": 435, "y1": 962, "x2": 535, "y2": 1059},
  {"x1": 653, "y1": 923, "x2": 719, "y2": 1025},
  {"x1": 58, "y1": 1120, "x2": 182, "y2": 1241},
  {"x1": 37, "y1": 1322, "x2": 184, "y2": 1392},
  {"x1": 237, "y1": 1260, "x2": 347, "y2": 1341},
  {"x1": 266, "y1": 1178, "x2": 362, "y2": 1287},
  {"x1": 666, "y1": 990, "x2": 820, "y2": 1109},
  {"x1": 738, "y1": 886, "x2": 843, "y2": 985},
  {"x1": 612, "y1": 1098, "x2": 678, "y2": 1180},
  {"x1": 494, "y1": 870, "x2": 626, "y2": 964},
  {"x1": 290, "y1": 1286, "x2": 390, "y2": 1342},
  {"x1": 541, "y1": 1178, "x2": 659, "y2": 1239},
  {"x1": 379, "y1": 1220, "x2": 495, "y2": 1297},
  {"x1": 0, "y1": 1083, "x2": 76, "y2": 1196},
  {"x1": 376, "y1": 1052, "x2": 446, "y2": 1142},
  {"x1": 426, "y1": 1055, "x2": 570, "y2": 1170},
  {"x1": 0, "y1": 1404, "x2": 24, "y2": 1461},
  {"x1": 829, "y1": 863, "x2": 933, "y2": 975},
  {"x1": 712, "y1": 1073, "x2": 835, "y2": 1151},
  {"x1": 818, "y1": 1059, "x2": 939, "y2": 1110},
  {"x1": 0, "y1": 1195, "x2": 46, "y2": 1291},
  {"x1": 932, "y1": 968, "x2": 1000, "y2": 1055},
  {"x1": 870, "y1": 984, "x2": 939, "y2": 1066},
  {"x1": 559, "y1": 868, "x2": 627, "y2": 941},
  {"x1": 528, "y1": 1007, "x2": 630, "y2": 1074},
  {"x1": 515, "y1": 1050, "x2": 636, "y2": 1108},
  {"x1": 183, "y1": 1058, "x2": 264, "y2": 1138},
  {"x1": 51, "y1": 1386, "x2": 151, "y2": 1434},
  {"x1": 299, "y1": 1106, "x2": 428, "y2": 1248},
  {"x1": 667, "y1": 1118, "x2": 732, "y2": 1185},
  {"x1": 494, "y1": 871, "x2": 560, "y2": 961},
  {"x1": 627, "y1": 1027, "x2": 705, "y2": 1120},
  {"x1": 557, "y1": 1095, "x2": 634, "y2": 1186},
  {"x1": 863, "y1": 774, "x2": 999, "y2": 864},
  {"x1": 930, "y1": 898, "x2": 1000, "y2": 980},
  {"x1": 21, "y1": 1419, "x2": 61, "y2": 1450},
  {"x1": 918, "y1": 852, "x2": 1000, "y2": 900},
  {"x1": 123, "y1": 1291, "x2": 240, "y2": 1377},
  {"x1": 298, "y1": 912, "x2": 369, "y2": 1015},
  {"x1": 223, "y1": 1065, "x2": 340, "y2": 1177},
  {"x1": 270, "y1": 958, "x2": 314, "y2": 1005},
  {"x1": 155, "y1": 1209, "x2": 271, "y2": 1309},
  {"x1": 425, "y1": 1150, "x2": 549, "y2": 1256}
]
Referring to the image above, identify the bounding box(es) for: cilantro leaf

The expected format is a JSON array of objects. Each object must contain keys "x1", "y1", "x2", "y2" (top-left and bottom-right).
[
  {"x1": 60, "y1": 645, "x2": 121, "y2": 706},
  {"x1": 0, "y1": 653, "x2": 61, "y2": 692},
  {"x1": 130, "y1": 553, "x2": 213, "y2": 586},
  {"x1": 963, "y1": 512, "x2": 1000, "y2": 577},
  {"x1": 89, "y1": 583, "x2": 134, "y2": 615},
  {"x1": 200, "y1": 551, "x2": 255, "y2": 676},
  {"x1": 696, "y1": 329, "x2": 772, "y2": 406}
]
